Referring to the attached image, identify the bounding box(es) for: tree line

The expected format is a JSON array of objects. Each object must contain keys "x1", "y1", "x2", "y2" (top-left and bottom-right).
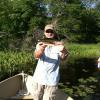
[{"x1": 0, "y1": 0, "x2": 100, "y2": 50}]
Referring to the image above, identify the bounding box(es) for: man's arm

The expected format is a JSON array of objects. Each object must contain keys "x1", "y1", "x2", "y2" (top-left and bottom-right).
[{"x1": 34, "y1": 42, "x2": 47, "y2": 59}]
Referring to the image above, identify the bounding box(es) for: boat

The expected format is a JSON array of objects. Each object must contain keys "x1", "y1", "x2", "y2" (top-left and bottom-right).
[{"x1": 0, "y1": 72, "x2": 73, "y2": 100}]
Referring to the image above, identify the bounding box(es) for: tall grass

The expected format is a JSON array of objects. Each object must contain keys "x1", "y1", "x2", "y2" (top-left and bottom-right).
[
  {"x1": 0, "y1": 51, "x2": 35, "y2": 81},
  {"x1": 0, "y1": 43, "x2": 100, "y2": 81},
  {"x1": 67, "y1": 43, "x2": 100, "y2": 58}
]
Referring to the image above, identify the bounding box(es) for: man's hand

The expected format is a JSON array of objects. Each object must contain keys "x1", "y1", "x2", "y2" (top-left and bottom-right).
[
  {"x1": 60, "y1": 47, "x2": 69, "y2": 60},
  {"x1": 38, "y1": 42, "x2": 47, "y2": 50},
  {"x1": 34, "y1": 42, "x2": 47, "y2": 59}
]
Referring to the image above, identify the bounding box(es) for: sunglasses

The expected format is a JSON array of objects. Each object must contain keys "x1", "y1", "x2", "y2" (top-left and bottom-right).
[{"x1": 45, "y1": 29, "x2": 54, "y2": 33}]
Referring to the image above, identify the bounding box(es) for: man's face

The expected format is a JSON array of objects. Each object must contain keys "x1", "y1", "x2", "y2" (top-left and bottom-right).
[{"x1": 44, "y1": 29, "x2": 55, "y2": 38}]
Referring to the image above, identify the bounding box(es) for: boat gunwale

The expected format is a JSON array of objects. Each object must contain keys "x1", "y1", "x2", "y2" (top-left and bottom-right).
[{"x1": 0, "y1": 73, "x2": 25, "y2": 84}]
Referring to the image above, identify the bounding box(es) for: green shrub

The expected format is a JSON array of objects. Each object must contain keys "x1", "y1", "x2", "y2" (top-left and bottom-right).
[{"x1": 0, "y1": 51, "x2": 35, "y2": 81}]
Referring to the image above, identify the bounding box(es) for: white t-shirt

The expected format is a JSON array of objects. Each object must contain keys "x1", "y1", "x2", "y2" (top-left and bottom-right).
[{"x1": 33, "y1": 44, "x2": 63, "y2": 86}]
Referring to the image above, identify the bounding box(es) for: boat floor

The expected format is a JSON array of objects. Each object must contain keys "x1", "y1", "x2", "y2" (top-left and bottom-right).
[
  {"x1": 0, "y1": 95, "x2": 33, "y2": 100},
  {"x1": 0, "y1": 91, "x2": 73, "y2": 100}
]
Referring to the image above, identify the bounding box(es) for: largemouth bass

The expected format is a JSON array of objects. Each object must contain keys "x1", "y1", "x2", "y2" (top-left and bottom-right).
[{"x1": 38, "y1": 38, "x2": 59, "y2": 44}]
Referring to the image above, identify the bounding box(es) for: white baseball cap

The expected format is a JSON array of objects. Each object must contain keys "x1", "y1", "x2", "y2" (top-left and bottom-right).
[{"x1": 44, "y1": 24, "x2": 55, "y2": 31}]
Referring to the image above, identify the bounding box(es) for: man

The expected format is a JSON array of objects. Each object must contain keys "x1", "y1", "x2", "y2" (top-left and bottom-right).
[{"x1": 32, "y1": 24, "x2": 69, "y2": 100}]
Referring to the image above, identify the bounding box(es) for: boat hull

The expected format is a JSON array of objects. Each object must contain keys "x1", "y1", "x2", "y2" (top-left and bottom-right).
[{"x1": 0, "y1": 73, "x2": 73, "y2": 100}]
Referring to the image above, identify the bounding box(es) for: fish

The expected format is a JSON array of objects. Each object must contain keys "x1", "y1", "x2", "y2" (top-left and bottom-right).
[{"x1": 38, "y1": 38, "x2": 59, "y2": 44}]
